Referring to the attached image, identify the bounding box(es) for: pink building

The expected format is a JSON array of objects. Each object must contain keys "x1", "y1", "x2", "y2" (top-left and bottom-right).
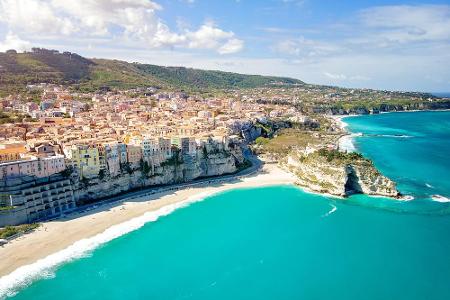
[{"x1": 0, "y1": 155, "x2": 66, "y2": 180}]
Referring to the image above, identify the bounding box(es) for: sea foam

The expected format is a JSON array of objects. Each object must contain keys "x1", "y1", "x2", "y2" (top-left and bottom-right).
[
  {"x1": 0, "y1": 190, "x2": 220, "y2": 299},
  {"x1": 431, "y1": 195, "x2": 450, "y2": 203},
  {"x1": 338, "y1": 133, "x2": 361, "y2": 153}
]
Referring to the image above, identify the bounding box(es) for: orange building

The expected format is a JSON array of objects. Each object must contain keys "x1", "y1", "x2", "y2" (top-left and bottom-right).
[{"x1": 0, "y1": 142, "x2": 27, "y2": 162}]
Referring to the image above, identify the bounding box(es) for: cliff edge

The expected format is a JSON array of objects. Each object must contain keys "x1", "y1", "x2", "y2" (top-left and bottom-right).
[{"x1": 283, "y1": 149, "x2": 399, "y2": 198}]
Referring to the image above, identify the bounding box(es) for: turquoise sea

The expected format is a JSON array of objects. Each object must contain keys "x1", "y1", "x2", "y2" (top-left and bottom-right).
[
  {"x1": 344, "y1": 111, "x2": 450, "y2": 213},
  {"x1": 2, "y1": 111, "x2": 450, "y2": 300}
]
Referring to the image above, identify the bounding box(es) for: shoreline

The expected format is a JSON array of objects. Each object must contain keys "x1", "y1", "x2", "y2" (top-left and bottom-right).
[
  {"x1": 2, "y1": 109, "x2": 447, "y2": 296},
  {"x1": 0, "y1": 164, "x2": 296, "y2": 282},
  {"x1": 328, "y1": 115, "x2": 357, "y2": 153},
  {"x1": 332, "y1": 109, "x2": 450, "y2": 153}
]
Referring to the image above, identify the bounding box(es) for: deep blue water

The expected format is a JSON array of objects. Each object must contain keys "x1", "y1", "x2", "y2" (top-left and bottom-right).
[
  {"x1": 3, "y1": 111, "x2": 450, "y2": 300},
  {"x1": 432, "y1": 92, "x2": 450, "y2": 98}
]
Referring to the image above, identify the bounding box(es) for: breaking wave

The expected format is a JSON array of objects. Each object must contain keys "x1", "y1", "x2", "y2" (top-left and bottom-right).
[
  {"x1": 338, "y1": 133, "x2": 362, "y2": 153},
  {"x1": 398, "y1": 195, "x2": 414, "y2": 201},
  {"x1": 431, "y1": 195, "x2": 450, "y2": 203},
  {"x1": 0, "y1": 190, "x2": 220, "y2": 299}
]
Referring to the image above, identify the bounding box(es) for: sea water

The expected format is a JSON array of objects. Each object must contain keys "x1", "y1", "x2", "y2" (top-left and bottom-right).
[
  {"x1": 344, "y1": 111, "x2": 450, "y2": 211},
  {"x1": 3, "y1": 111, "x2": 450, "y2": 300}
]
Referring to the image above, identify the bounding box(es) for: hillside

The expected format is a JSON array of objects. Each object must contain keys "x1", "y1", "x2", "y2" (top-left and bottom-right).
[
  {"x1": 0, "y1": 48, "x2": 304, "y2": 94},
  {"x1": 134, "y1": 64, "x2": 302, "y2": 89}
]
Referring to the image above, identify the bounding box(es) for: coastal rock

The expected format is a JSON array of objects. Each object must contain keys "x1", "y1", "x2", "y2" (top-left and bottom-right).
[
  {"x1": 241, "y1": 124, "x2": 262, "y2": 143},
  {"x1": 283, "y1": 150, "x2": 399, "y2": 198}
]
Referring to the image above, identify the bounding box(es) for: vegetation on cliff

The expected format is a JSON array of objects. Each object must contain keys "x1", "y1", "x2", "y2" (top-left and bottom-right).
[
  {"x1": 252, "y1": 119, "x2": 397, "y2": 197},
  {"x1": 317, "y1": 149, "x2": 368, "y2": 164},
  {"x1": 253, "y1": 127, "x2": 337, "y2": 158},
  {"x1": 285, "y1": 148, "x2": 398, "y2": 197}
]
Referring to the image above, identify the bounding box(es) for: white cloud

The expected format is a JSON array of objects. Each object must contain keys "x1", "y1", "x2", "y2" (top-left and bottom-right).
[
  {"x1": 0, "y1": 0, "x2": 244, "y2": 54},
  {"x1": 0, "y1": 31, "x2": 31, "y2": 52},
  {"x1": 184, "y1": 23, "x2": 244, "y2": 54},
  {"x1": 218, "y1": 38, "x2": 244, "y2": 54},
  {"x1": 186, "y1": 24, "x2": 234, "y2": 49},
  {"x1": 275, "y1": 4, "x2": 450, "y2": 60},
  {"x1": 324, "y1": 72, "x2": 346, "y2": 80},
  {"x1": 274, "y1": 36, "x2": 341, "y2": 58},
  {"x1": 50, "y1": 0, "x2": 163, "y2": 37},
  {"x1": 0, "y1": 0, "x2": 76, "y2": 35},
  {"x1": 270, "y1": 4, "x2": 450, "y2": 90},
  {"x1": 360, "y1": 5, "x2": 450, "y2": 43}
]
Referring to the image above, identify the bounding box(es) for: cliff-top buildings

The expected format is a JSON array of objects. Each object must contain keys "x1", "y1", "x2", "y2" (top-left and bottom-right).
[{"x1": 0, "y1": 85, "x2": 311, "y2": 226}]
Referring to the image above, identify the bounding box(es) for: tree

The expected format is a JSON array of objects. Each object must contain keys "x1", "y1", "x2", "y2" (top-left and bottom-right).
[
  {"x1": 120, "y1": 162, "x2": 132, "y2": 174},
  {"x1": 60, "y1": 166, "x2": 74, "y2": 178},
  {"x1": 143, "y1": 161, "x2": 151, "y2": 175},
  {"x1": 98, "y1": 169, "x2": 106, "y2": 180}
]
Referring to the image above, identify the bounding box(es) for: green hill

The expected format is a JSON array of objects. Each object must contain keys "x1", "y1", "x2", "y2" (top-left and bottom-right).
[{"x1": 0, "y1": 48, "x2": 304, "y2": 94}]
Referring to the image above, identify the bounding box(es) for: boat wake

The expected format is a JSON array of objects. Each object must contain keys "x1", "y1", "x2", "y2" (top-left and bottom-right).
[
  {"x1": 366, "y1": 134, "x2": 414, "y2": 138},
  {"x1": 431, "y1": 195, "x2": 450, "y2": 203},
  {"x1": 0, "y1": 190, "x2": 219, "y2": 299},
  {"x1": 322, "y1": 204, "x2": 337, "y2": 218},
  {"x1": 398, "y1": 195, "x2": 415, "y2": 201}
]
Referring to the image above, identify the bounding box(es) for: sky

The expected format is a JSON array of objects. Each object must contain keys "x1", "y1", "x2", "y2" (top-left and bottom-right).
[{"x1": 0, "y1": 0, "x2": 449, "y2": 92}]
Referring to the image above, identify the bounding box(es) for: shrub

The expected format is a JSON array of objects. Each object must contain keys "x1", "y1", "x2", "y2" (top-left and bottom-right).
[{"x1": 0, "y1": 223, "x2": 40, "y2": 239}]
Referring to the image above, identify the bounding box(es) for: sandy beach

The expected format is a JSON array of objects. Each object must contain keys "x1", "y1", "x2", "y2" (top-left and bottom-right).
[
  {"x1": 0, "y1": 164, "x2": 295, "y2": 278},
  {"x1": 327, "y1": 115, "x2": 358, "y2": 153}
]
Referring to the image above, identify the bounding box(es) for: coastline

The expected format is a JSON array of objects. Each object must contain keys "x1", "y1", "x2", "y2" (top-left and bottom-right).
[
  {"x1": 329, "y1": 115, "x2": 358, "y2": 153},
  {"x1": 1, "y1": 110, "x2": 446, "y2": 297},
  {"x1": 332, "y1": 110, "x2": 450, "y2": 153},
  {"x1": 0, "y1": 164, "x2": 296, "y2": 281}
]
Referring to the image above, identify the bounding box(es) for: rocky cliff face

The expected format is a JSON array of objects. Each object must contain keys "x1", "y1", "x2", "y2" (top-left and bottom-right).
[
  {"x1": 324, "y1": 100, "x2": 450, "y2": 116},
  {"x1": 241, "y1": 124, "x2": 262, "y2": 143},
  {"x1": 73, "y1": 147, "x2": 244, "y2": 204},
  {"x1": 283, "y1": 150, "x2": 399, "y2": 198}
]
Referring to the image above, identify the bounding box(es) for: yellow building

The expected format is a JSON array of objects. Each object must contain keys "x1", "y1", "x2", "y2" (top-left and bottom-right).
[
  {"x1": 64, "y1": 144, "x2": 101, "y2": 179},
  {"x1": 0, "y1": 142, "x2": 27, "y2": 162}
]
